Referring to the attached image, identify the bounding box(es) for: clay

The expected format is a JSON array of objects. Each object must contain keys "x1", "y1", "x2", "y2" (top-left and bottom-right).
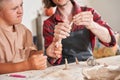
[{"x1": 82, "y1": 65, "x2": 120, "y2": 80}]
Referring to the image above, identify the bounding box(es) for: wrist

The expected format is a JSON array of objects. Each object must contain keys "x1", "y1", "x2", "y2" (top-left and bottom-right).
[
  {"x1": 87, "y1": 22, "x2": 98, "y2": 30},
  {"x1": 25, "y1": 59, "x2": 33, "y2": 70},
  {"x1": 14, "y1": 60, "x2": 31, "y2": 72},
  {"x1": 48, "y1": 56, "x2": 62, "y2": 64},
  {"x1": 24, "y1": 60, "x2": 31, "y2": 70}
]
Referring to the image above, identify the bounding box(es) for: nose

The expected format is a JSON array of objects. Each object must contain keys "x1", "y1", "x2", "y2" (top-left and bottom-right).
[{"x1": 17, "y1": 6, "x2": 23, "y2": 14}]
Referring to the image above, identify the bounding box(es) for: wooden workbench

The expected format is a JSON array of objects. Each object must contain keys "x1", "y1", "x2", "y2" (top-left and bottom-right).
[{"x1": 0, "y1": 55, "x2": 120, "y2": 80}]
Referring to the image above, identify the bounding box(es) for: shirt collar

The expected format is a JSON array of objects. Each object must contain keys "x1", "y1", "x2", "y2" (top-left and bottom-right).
[{"x1": 53, "y1": 0, "x2": 82, "y2": 22}]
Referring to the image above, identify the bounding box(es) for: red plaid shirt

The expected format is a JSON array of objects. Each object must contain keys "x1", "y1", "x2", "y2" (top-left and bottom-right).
[{"x1": 43, "y1": 0, "x2": 116, "y2": 65}]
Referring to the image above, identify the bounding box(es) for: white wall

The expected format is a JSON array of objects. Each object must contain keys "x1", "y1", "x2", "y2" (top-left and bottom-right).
[
  {"x1": 88, "y1": 0, "x2": 120, "y2": 32},
  {"x1": 76, "y1": 0, "x2": 90, "y2": 6},
  {"x1": 22, "y1": 0, "x2": 43, "y2": 36}
]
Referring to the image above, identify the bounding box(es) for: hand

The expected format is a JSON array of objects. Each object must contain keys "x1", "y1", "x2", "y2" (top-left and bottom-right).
[
  {"x1": 73, "y1": 11, "x2": 94, "y2": 29},
  {"x1": 46, "y1": 41, "x2": 62, "y2": 59},
  {"x1": 54, "y1": 22, "x2": 71, "y2": 42},
  {"x1": 28, "y1": 51, "x2": 47, "y2": 70}
]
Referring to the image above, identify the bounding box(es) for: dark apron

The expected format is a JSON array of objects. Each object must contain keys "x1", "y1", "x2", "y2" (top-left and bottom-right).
[{"x1": 60, "y1": 27, "x2": 92, "y2": 64}]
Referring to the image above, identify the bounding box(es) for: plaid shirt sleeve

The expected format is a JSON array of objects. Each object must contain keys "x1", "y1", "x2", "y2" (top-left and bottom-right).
[
  {"x1": 90, "y1": 7, "x2": 116, "y2": 47},
  {"x1": 43, "y1": 20, "x2": 54, "y2": 49}
]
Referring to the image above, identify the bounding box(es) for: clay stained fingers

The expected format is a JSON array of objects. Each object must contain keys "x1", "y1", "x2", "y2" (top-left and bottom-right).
[
  {"x1": 35, "y1": 62, "x2": 47, "y2": 70},
  {"x1": 54, "y1": 46, "x2": 62, "y2": 58},
  {"x1": 59, "y1": 30, "x2": 70, "y2": 38},
  {"x1": 35, "y1": 56, "x2": 47, "y2": 69}
]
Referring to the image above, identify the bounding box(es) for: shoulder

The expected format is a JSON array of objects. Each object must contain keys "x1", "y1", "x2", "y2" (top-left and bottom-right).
[
  {"x1": 15, "y1": 24, "x2": 29, "y2": 30},
  {"x1": 44, "y1": 15, "x2": 55, "y2": 25},
  {"x1": 15, "y1": 24, "x2": 30, "y2": 31}
]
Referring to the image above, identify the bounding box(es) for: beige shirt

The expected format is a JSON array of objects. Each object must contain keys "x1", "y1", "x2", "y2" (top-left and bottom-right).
[{"x1": 0, "y1": 24, "x2": 36, "y2": 63}]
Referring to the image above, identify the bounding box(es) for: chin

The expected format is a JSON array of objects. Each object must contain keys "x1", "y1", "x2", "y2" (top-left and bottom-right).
[
  {"x1": 13, "y1": 21, "x2": 22, "y2": 25},
  {"x1": 16, "y1": 19, "x2": 22, "y2": 24}
]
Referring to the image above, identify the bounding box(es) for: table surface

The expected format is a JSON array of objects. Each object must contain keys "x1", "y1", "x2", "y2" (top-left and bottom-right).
[{"x1": 0, "y1": 55, "x2": 120, "y2": 80}]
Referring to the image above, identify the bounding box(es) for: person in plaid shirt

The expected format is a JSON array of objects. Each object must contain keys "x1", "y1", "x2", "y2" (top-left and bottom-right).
[{"x1": 42, "y1": 0, "x2": 116, "y2": 65}]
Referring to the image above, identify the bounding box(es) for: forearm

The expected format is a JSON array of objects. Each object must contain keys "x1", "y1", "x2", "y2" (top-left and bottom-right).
[
  {"x1": 89, "y1": 22, "x2": 111, "y2": 43},
  {"x1": 0, "y1": 61, "x2": 30, "y2": 74}
]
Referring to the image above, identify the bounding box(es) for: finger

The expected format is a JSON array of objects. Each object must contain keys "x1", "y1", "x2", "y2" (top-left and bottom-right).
[
  {"x1": 35, "y1": 62, "x2": 47, "y2": 70},
  {"x1": 55, "y1": 41, "x2": 63, "y2": 48},
  {"x1": 58, "y1": 23, "x2": 71, "y2": 29},
  {"x1": 55, "y1": 42, "x2": 62, "y2": 47},
  {"x1": 54, "y1": 48, "x2": 62, "y2": 58},
  {"x1": 30, "y1": 54, "x2": 39, "y2": 59},
  {"x1": 54, "y1": 51, "x2": 62, "y2": 55},
  {"x1": 55, "y1": 30, "x2": 70, "y2": 38},
  {"x1": 32, "y1": 50, "x2": 43, "y2": 56},
  {"x1": 34, "y1": 56, "x2": 47, "y2": 66},
  {"x1": 38, "y1": 63, "x2": 47, "y2": 70},
  {"x1": 54, "y1": 49, "x2": 62, "y2": 54},
  {"x1": 60, "y1": 30, "x2": 70, "y2": 36},
  {"x1": 54, "y1": 30, "x2": 69, "y2": 40},
  {"x1": 56, "y1": 54, "x2": 62, "y2": 59},
  {"x1": 54, "y1": 32, "x2": 69, "y2": 40},
  {"x1": 80, "y1": 11, "x2": 92, "y2": 16},
  {"x1": 73, "y1": 12, "x2": 92, "y2": 21},
  {"x1": 75, "y1": 21, "x2": 90, "y2": 26},
  {"x1": 73, "y1": 11, "x2": 92, "y2": 18},
  {"x1": 73, "y1": 15, "x2": 92, "y2": 23},
  {"x1": 54, "y1": 26, "x2": 70, "y2": 35},
  {"x1": 75, "y1": 18, "x2": 91, "y2": 24},
  {"x1": 53, "y1": 51, "x2": 62, "y2": 58},
  {"x1": 54, "y1": 46, "x2": 62, "y2": 51},
  {"x1": 55, "y1": 23, "x2": 71, "y2": 33},
  {"x1": 33, "y1": 55, "x2": 47, "y2": 63},
  {"x1": 38, "y1": 55, "x2": 47, "y2": 61},
  {"x1": 37, "y1": 50, "x2": 43, "y2": 54}
]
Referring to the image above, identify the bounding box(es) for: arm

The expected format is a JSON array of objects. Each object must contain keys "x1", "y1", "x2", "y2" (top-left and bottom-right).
[
  {"x1": 88, "y1": 22, "x2": 111, "y2": 43},
  {"x1": 43, "y1": 21, "x2": 70, "y2": 65},
  {"x1": 0, "y1": 50, "x2": 47, "y2": 74},
  {"x1": 73, "y1": 8, "x2": 116, "y2": 46},
  {"x1": 0, "y1": 60, "x2": 29, "y2": 74}
]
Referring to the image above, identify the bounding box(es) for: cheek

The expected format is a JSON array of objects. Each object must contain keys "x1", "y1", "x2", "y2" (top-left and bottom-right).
[
  {"x1": 4, "y1": 13, "x2": 18, "y2": 23},
  {"x1": 5, "y1": 11, "x2": 17, "y2": 18}
]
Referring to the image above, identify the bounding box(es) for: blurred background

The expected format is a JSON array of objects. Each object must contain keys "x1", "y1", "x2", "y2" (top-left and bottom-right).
[
  {"x1": 22, "y1": 0, "x2": 120, "y2": 50},
  {"x1": 22, "y1": 0, "x2": 120, "y2": 35}
]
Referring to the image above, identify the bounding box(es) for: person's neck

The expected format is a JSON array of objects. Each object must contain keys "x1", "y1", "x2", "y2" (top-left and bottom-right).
[{"x1": 58, "y1": 1, "x2": 73, "y2": 23}]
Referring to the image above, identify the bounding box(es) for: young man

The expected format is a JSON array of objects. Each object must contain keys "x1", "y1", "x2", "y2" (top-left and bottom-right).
[
  {"x1": 43, "y1": 0, "x2": 116, "y2": 65},
  {"x1": 0, "y1": 0, "x2": 47, "y2": 74}
]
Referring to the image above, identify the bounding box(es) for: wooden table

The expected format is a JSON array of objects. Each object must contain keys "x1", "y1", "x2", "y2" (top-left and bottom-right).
[
  {"x1": 0, "y1": 55, "x2": 120, "y2": 80},
  {"x1": 96, "y1": 55, "x2": 120, "y2": 66}
]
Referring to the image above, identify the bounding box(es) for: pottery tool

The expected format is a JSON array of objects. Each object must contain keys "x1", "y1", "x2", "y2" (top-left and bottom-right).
[
  {"x1": 86, "y1": 56, "x2": 99, "y2": 66},
  {"x1": 55, "y1": 21, "x2": 73, "y2": 58},
  {"x1": 7, "y1": 74, "x2": 28, "y2": 78},
  {"x1": 63, "y1": 58, "x2": 69, "y2": 70},
  {"x1": 56, "y1": 21, "x2": 73, "y2": 46},
  {"x1": 75, "y1": 57, "x2": 79, "y2": 64}
]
